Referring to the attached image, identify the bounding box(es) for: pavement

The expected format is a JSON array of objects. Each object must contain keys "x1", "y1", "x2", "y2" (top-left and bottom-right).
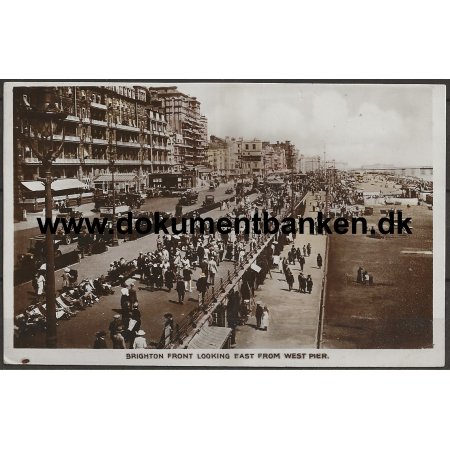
[{"x1": 234, "y1": 192, "x2": 327, "y2": 349}]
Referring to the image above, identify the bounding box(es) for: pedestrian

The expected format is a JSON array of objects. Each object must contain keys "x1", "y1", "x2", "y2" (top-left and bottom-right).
[
  {"x1": 299, "y1": 254, "x2": 305, "y2": 272},
  {"x1": 286, "y1": 268, "x2": 294, "y2": 291},
  {"x1": 61, "y1": 267, "x2": 71, "y2": 291},
  {"x1": 277, "y1": 255, "x2": 283, "y2": 273},
  {"x1": 303, "y1": 245, "x2": 307, "y2": 257},
  {"x1": 307, "y1": 243, "x2": 311, "y2": 256},
  {"x1": 183, "y1": 264, "x2": 193, "y2": 292},
  {"x1": 176, "y1": 276, "x2": 186, "y2": 304},
  {"x1": 306, "y1": 275, "x2": 313, "y2": 294},
  {"x1": 160, "y1": 313, "x2": 173, "y2": 348},
  {"x1": 133, "y1": 330, "x2": 147, "y2": 349},
  {"x1": 207, "y1": 256, "x2": 218, "y2": 285},
  {"x1": 298, "y1": 272, "x2": 306, "y2": 293},
  {"x1": 112, "y1": 325, "x2": 126, "y2": 349},
  {"x1": 164, "y1": 269, "x2": 174, "y2": 292},
  {"x1": 197, "y1": 244, "x2": 205, "y2": 264},
  {"x1": 120, "y1": 286, "x2": 130, "y2": 312},
  {"x1": 196, "y1": 272, "x2": 208, "y2": 306},
  {"x1": 289, "y1": 245, "x2": 296, "y2": 265},
  {"x1": 109, "y1": 314, "x2": 122, "y2": 341},
  {"x1": 36, "y1": 270, "x2": 45, "y2": 302},
  {"x1": 128, "y1": 283, "x2": 138, "y2": 304},
  {"x1": 317, "y1": 253, "x2": 323, "y2": 269},
  {"x1": 93, "y1": 330, "x2": 107, "y2": 349},
  {"x1": 255, "y1": 301, "x2": 263, "y2": 329},
  {"x1": 261, "y1": 306, "x2": 269, "y2": 331},
  {"x1": 357, "y1": 266, "x2": 363, "y2": 283}
]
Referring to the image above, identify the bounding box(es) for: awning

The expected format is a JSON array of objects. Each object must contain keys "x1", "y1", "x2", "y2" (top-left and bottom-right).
[
  {"x1": 52, "y1": 179, "x2": 85, "y2": 191},
  {"x1": 21, "y1": 181, "x2": 45, "y2": 192},
  {"x1": 93, "y1": 174, "x2": 139, "y2": 183},
  {"x1": 21, "y1": 179, "x2": 85, "y2": 192},
  {"x1": 187, "y1": 326, "x2": 232, "y2": 349}
]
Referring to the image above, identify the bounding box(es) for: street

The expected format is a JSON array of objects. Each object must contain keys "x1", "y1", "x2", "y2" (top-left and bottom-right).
[{"x1": 14, "y1": 183, "x2": 259, "y2": 348}]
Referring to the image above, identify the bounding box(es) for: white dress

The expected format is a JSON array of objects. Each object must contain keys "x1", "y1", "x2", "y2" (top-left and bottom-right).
[
  {"x1": 261, "y1": 311, "x2": 269, "y2": 330},
  {"x1": 37, "y1": 275, "x2": 45, "y2": 295},
  {"x1": 133, "y1": 336, "x2": 147, "y2": 349}
]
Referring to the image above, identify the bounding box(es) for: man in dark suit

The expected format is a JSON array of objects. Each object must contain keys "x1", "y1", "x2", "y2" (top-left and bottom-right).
[
  {"x1": 255, "y1": 302, "x2": 263, "y2": 329},
  {"x1": 196, "y1": 272, "x2": 208, "y2": 306}
]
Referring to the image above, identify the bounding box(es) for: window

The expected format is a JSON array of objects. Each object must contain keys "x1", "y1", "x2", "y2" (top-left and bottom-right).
[{"x1": 253, "y1": 144, "x2": 256, "y2": 149}]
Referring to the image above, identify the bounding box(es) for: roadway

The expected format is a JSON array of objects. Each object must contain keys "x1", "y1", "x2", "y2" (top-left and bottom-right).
[
  {"x1": 13, "y1": 181, "x2": 236, "y2": 265},
  {"x1": 14, "y1": 183, "x2": 259, "y2": 349}
]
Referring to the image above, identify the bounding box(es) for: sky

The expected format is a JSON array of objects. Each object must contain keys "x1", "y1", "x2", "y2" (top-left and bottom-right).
[{"x1": 151, "y1": 83, "x2": 439, "y2": 168}]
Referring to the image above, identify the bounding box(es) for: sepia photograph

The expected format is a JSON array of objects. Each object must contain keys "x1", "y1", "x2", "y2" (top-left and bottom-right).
[{"x1": 2, "y1": 81, "x2": 446, "y2": 367}]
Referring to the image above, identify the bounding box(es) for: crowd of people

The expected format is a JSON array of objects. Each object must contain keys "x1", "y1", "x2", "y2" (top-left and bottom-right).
[{"x1": 16, "y1": 175, "x2": 325, "y2": 348}]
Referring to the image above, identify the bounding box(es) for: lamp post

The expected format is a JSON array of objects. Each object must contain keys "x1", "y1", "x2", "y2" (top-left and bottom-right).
[
  {"x1": 106, "y1": 106, "x2": 119, "y2": 246},
  {"x1": 23, "y1": 88, "x2": 67, "y2": 348}
]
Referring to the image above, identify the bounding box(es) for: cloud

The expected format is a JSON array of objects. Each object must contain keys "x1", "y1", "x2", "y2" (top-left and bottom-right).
[{"x1": 157, "y1": 83, "x2": 436, "y2": 167}]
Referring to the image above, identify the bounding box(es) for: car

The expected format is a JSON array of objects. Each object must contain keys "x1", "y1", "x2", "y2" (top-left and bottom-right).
[
  {"x1": 203, "y1": 195, "x2": 215, "y2": 207},
  {"x1": 225, "y1": 187, "x2": 234, "y2": 194},
  {"x1": 208, "y1": 183, "x2": 215, "y2": 191},
  {"x1": 56, "y1": 207, "x2": 83, "y2": 220},
  {"x1": 179, "y1": 190, "x2": 198, "y2": 205},
  {"x1": 16, "y1": 236, "x2": 63, "y2": 272}
]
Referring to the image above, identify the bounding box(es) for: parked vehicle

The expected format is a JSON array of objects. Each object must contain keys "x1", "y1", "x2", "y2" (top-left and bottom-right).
[
  {"x1": 209, "y1": 182, "x2": 215, "y2": 191},
  {"x1": 16, "y1": 236, "x2": 63, "y2": 273},
  {"x1": 179, "y1": 189, "x2": 198, "y2": 205},
  {"x1": 56, "y1": 207, "x2": 83, "y2": 220},
  {"x1": 203, "y1": 195, "x2": 215, "y2": 207}
]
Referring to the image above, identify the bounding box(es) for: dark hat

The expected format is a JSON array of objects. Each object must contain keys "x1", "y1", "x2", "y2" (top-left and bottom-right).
[{"x1": 96, "y1": 330, "x2": 106, "y2": 338}]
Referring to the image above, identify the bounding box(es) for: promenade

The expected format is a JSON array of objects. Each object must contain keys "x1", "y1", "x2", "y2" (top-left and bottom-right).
[{"x1": 234, "y1": 192, "x2": 327, "y2": 349}]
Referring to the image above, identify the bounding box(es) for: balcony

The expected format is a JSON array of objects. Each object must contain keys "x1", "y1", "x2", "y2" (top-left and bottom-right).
[
  {"x1": 116, "y1": 123, "x2": 140, "y2": 132},
  {"x1": 116, "y1": 160, "x2": 141, "y2": 165},
  {"x1": 83, "y1": 158, "x2": 109, "y2": 165},
  {"x1": 92, "y1": 138, "x2": 108, "y2": 145},
  {"x1": 53, "y1": 134, "x2": 80, "y2": 142},
  {"x1": 65, "y1": 115, "x2": 80, "y2": 123},
  {"x1": 117, "y1": 140, "x2": 141, "y2": 148},
  {"x1": 91, "y1": 102, "x2": 107, "y2": 110},
  {"x1": 54, "y1": 158, "x2": 81, "y2": 164},
  {"x1": 91, "y1": 119, "x2": 108, "y2": 127}
]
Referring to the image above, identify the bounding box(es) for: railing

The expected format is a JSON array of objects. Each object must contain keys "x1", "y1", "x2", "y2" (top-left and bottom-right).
[
  {"x1": 116, "y1": 123, "x2": 140, "y2": 132},
  {"x1": 116, "y1": 160, "x2": 141, "y2": 165},
  {"x1": 91, "y1": 102, "x2": 107, "y2": 110},
  {"x1": 166, "y1": 233, "x2": 273, "y2": 348},
  {"x1": 167, "y1": 190, "x2": 309, "y2": 349},
  {"x1": 84, "y1": 158, "x2": 109, "y2": 165},
  {"x1": 53, "y1": 134, "x2": 80, "y2": 142},
  {"x1": 91, "y1": 119, "x2": 108, "y2": 127},
  {"x1": 117, "y1": 141, "x2": 140, "y2": 148},
  {"x1": 54, "y1": 158, "x2": 81, "y2": 164},
  {"x1": 92, "y1": 138, "x2": 108, "y2": 145}
]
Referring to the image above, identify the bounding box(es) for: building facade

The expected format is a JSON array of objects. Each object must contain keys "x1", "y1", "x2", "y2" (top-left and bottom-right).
[
  {"x1": 14, "y1": 85, "x2": 175, "y2": 200},
  {"x1": 149, "y1": 87, "x2": 209, "y2": 180}
]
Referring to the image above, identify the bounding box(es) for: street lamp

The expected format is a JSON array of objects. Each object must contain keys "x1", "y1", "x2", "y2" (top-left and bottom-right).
[
  {"x1": 23, "y1": 87, "x2": 67, "y2": 348},
  {"x1": 106, "y1": 107, "x2": 119, "y2": 247}
]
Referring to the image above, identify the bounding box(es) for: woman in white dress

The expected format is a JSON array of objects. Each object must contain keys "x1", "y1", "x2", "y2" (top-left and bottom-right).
[
  {"x1": 37, "y1": 273, "x2": 45, "y2": 301},
  {"x1": 261, "y1": 306, "x2": 269, "y2": 331},
  {"x1": 133, "y1": 330, "x2": 147, "y2": 349}
]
